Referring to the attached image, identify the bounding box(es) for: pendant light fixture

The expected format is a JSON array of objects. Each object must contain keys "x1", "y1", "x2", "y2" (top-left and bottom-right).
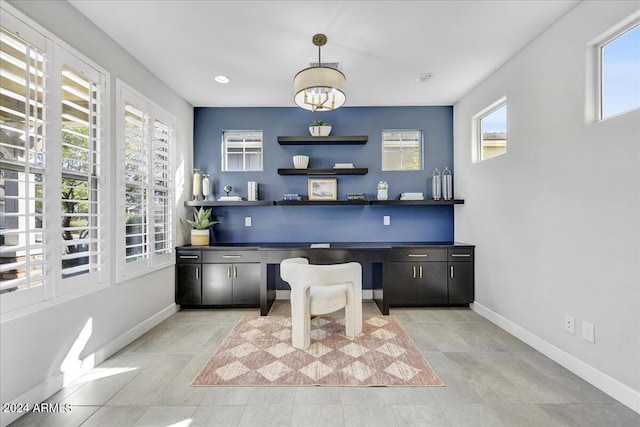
[{"x1": 294, "y1": 34, "x2": 346, "y2": 112}]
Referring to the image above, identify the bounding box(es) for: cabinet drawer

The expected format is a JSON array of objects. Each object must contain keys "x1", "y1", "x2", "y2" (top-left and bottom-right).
[
  {"x1": 448, "y1": 248, "x2": 474, "y2": 261},
  {"x1": 388, "y1": 248, "x2": 446, "y2": 262},
  {"x1": 202, "y1": 250, "x2": 263, "y2": 263},
  {"x1": 176, "y1": 250, "x2": 202, "y2": 263}
]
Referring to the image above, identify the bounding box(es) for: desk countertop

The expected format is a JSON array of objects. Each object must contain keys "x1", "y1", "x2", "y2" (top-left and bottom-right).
[{"x1": 177, "y1": 241, "x2": 474, "y2": 250}]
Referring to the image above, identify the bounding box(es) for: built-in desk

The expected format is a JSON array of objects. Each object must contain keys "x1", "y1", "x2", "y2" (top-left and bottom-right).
[{"x1": 175, "y1": 242, "x2": 474, "y2": 315}]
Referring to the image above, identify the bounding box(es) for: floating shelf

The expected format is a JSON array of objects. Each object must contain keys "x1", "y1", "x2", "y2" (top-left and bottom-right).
[
  {"x1": 276, "y1": 200, "x2": 369, "y2": 206},
  {"x1": 370, "y1": 199, "x2": 465, "y2": 205},
  {"x1": 184, "y1": 200, "x2": 275, "y2": 207},
  {"x1": 277, "y1": 168, "x2": 368, "y2": 176},
  {"x1": 277, "y1": 135, "x2": 368, "y2": 145}
]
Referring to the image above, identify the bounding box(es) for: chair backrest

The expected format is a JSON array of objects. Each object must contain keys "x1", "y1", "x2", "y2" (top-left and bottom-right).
[{"x1": 280, "y1": 257, "x2": 362, "y2": 289}]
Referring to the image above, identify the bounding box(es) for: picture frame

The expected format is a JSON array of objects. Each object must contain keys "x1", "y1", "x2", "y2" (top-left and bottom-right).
[{"x1": 308, "y1": 178, "x2": 337, "y2": 201}]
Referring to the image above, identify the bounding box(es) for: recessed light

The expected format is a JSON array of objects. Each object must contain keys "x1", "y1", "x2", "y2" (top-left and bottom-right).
[
  {"x1": 214, "y1": 75, "x2": 230, "y2": 84},
  {"x1": 416, "y1": 73, "x2": 432, "y2": 83}
]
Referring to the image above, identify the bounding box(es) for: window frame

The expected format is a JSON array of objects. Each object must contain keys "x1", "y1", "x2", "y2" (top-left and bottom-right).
[
  {"x1": 221, "y1": 130, "x2": 264, "y2": 172},
  {"x1": 381, "y1": 130, "x2": 424, "y2": 171},
  {"x1": 472, "y1": 97, "x2": 507, "y2": 163},
  {"x1": 116, "y1": 79, "x2": 175, "y2": 283},
  {"x1": 0, "y1": 5, "x2": 111, "y2": 314},
  {"x1": 597, "y1": 21, "x2": 640, "y2": 120}
]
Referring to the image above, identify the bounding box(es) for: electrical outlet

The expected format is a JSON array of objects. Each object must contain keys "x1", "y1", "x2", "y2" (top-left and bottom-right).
[
  {"x1": 564, "y1": 315, "x2": 575, "y2": 334},
  {"x1": 383, "y1": 216, "x2": 390, "y2": 226},
  {"x1": 245, "y1": 217, "x2": 252, "y2": 227},
  {"x1": 582, "y1": 321, "x2": 595, "y2": 343}
]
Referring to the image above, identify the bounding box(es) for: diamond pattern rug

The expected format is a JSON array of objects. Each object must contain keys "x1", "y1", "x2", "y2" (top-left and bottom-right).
[{"x1": 192, "y1": 315, "x2": 443, "y2": 387}]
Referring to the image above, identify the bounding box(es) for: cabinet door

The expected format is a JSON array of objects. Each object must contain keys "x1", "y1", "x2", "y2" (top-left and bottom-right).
[
  {"x1": 202, "y1": 264, "x2": 233, "y2": 305},
  {"x1": 448, "y1": 262, "x2": 474, "y2": 304},
  {"x1": 232, "y1": 263, "x2": 261, "y2": 305},
  {"x1": 176, "y1": 263, "x2": 202, "y2": 305},
  {"x1": 385, "y1": 262, "x2": 417, "y2": 305},
  {"x1": 417, "y1": 262, "x2": 448, "y2": 304}
]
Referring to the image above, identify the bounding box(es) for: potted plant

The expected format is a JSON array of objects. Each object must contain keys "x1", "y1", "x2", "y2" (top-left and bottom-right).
[
  {"x1": 185, "y1": 207, "x2": 219, "y2": 246},
  {"x1": 309, "y1": 120, "x2": 332, "y2": 136}
]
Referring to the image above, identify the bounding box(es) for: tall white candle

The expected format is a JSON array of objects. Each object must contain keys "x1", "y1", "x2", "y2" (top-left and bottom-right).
[{"x1": 192, "y1": 169, "x2": 201, "y2": 200}]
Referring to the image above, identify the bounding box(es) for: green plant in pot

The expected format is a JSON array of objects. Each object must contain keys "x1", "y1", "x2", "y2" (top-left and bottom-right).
[
  {"x1": 309, "y1": 119, "x2": 332, "y2": 136},
  {"x1": 186, "y1": 207, "x2": 219, "y2": 246}
]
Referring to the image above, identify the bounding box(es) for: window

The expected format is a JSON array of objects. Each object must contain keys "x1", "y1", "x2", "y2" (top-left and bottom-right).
[
  {"x1": 1, "y1": 6, "x2": 109, "y2": 312},
  {"x1": 382, "y1": 130, "x2": 423, "y2": 171},
  {"x1": 475, "y1": 99, "x2": 507, "y2": 162},
  {"x1": 60, "y1": 62, "x2": 105, "y2": 282},
  {"x1": 222, "y1": 131, "x2": 263, "y2": 171},
  {"x1": 0, "y1": 26, "x2": 47, "y2": 301},
  {"x1": 600, "y1": 23, "x2": 640, "y2": 119},
  {"x1": 117, "y1": 81, "x2": 174, "y2": 281}
]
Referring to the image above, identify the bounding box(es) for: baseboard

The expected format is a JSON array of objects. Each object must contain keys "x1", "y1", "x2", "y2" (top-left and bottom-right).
[
  {"x1": 275, "y1": 289, "x2": 374, "y2": 300},
  {"x1": 471, "y1": 302, "x2": 640, "y2": 414},
  {"x1": 0, "y1": 303, "x2": 178, "y2": 427}
]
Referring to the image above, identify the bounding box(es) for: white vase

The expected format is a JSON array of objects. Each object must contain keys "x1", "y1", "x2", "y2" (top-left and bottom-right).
[
  {"x1": 191, "y1": 229, "x2": 209, "y2": 246},
  {"x1": 293, "y1": 155, "x2": 309, "y2": 169},
  {"x1": 309, "y1": 125, "x2": 331, "y2": 136}
]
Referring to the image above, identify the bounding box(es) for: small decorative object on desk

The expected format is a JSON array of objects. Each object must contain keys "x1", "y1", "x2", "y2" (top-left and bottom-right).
[
  {"x1": 442, "y1": 167, "x2": 452, "y2": 200},
  {"x1": 248, "y1": 181, "x2": 258, "y2": 201},
  {"x1": 309, "y1": 120, "x2": 332, "y2": 136},
  {"x1": 293, "y1": 155, "x2": 309, "y2": 169},
  {"x1": 202, "y1": 174, "x2": 210, "y2": 201},
  {"x1": 192, "y1": 168, "x2": 201, "y2": 200},
  {"x1": 377, "y1": 181, "x2": 388, "y2": 200},
  {"x1": 282, "y1": 193, "x2": 302, "y2": 201},
  {"x1": 432, "y1": 168, "x2": 441, "y2": 200},
  {"x1": 185, "y1": 207, "x2": 218, "y2": 246}
]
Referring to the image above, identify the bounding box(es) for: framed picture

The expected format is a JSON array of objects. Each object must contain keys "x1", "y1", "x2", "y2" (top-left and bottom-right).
[{"x1": 308, "y1": 178, "x2": 337, "y2": 201}]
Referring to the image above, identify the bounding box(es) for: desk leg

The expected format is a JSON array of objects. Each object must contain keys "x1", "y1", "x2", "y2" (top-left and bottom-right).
[
  {"x1": 372, "y1": 262, "x2": 389, "y2": 315},
  {"x1": 261, "y1": 263, "x2": 276, "y2": 316}
]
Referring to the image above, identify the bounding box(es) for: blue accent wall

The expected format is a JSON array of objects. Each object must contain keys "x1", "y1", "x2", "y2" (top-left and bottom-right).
[{"x1": 193, "y1": 106, "x2": 454, "y2": 243}]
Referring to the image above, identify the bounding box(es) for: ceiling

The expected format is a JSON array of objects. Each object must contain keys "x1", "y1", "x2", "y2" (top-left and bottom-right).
[{"x1": 69, "y1": 0, "x2": 580, "y2": 108}]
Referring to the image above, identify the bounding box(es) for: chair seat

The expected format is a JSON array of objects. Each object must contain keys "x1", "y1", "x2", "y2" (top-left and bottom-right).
[{"x1": 309, "y1": 284, "x2": 347, "y2": 315}]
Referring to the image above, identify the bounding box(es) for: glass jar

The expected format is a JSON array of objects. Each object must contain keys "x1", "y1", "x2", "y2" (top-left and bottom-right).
[
  {"x1": 202, "y1": 174, "x2": 210, "y2": 201},
  {"x1": 432, "y1": 168, "x2": 441, "y2": 200},
  {"x1": 377, "y1": 181, "x2": 388, "y2": 200},
  {"x1": 192, "y1": 168, "x2": 201, "y2": 200}
]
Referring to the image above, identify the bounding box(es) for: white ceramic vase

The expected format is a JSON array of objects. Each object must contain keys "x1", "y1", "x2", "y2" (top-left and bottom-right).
[
  {"x1": 309, "y1": 125, "x2": 331, "y2": 136},
  {"x1": 293, "y1": 155, "x2": 309, "y2": 169}
]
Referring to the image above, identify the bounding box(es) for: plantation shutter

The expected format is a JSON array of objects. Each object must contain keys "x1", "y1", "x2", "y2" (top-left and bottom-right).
[
  {"x1": 152, "y1": 118, "x2": 172, "y2": 256},
  {"x1": 0, "y1": 27, "x2": 47, "y2": 295}
]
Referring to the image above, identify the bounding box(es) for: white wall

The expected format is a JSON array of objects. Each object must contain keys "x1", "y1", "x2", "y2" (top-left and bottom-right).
[
  {"x1": 454, "y1": 0, "x2": 640, "y2": 412},
  {"x1": 0, "y1": 1, "x2": 193, "y2": 425}
]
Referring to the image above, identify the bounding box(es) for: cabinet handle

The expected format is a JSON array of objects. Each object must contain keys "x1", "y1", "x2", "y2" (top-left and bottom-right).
[
  {"x1": 195, "y1": 267, "x2": 199, "y2": 279},
  {"x1": 419, "y1": 265, "x2": 423, "y2": 278},
  {"x1": 412, "y1": 265, "x2": 416, "y2": 279},
  {"x1": 234, "y1": 266, "x2": 238, "y2": 278},
  {"x1": 450, "y1": 253, "x2": 470, "y2": 258},
  {"x1": 450, "y1": 266, "x2": 454, "y2": 279},
  {"x1": 408, "y1": 254, "x2": 428, "y2": 257},
  {"x1": 223, "y1": 255, "x2": 242, "y2": 259},
  {"x1": 179, "y1": 255, "x2": 199, "y2": 259},
  {"x1": 227, "y1": 266, "x2": 232, "y2": 278}
]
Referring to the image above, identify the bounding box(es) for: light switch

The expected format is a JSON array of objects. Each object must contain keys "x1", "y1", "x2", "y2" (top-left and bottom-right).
[
  {"x1": 383, "y1": 216, "x2": 390, "y2": 226},
  {"x1": 245, "y1": 217, "x2": 252, "y2": 227}
]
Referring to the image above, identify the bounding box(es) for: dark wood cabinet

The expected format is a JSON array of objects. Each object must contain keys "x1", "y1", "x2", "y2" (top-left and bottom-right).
[
  {"x1": 202, "y1": 263, "x2": 260, "y2": 305},
  {"x1": 176, "y1": 249, "x2": 261, "y2": 307},
  {"x1": 384, "y1": 246, "x2": 474, "y2": 310}
]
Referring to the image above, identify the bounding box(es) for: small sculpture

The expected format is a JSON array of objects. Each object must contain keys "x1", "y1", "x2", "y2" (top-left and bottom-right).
[{"x1": 223, "y1": 185, "x2": 232, "y2": 197}]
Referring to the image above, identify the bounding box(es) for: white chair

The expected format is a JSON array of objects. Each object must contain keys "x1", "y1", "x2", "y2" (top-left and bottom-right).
[{"x1": 280, "y1": 257, "x2": 363, "y2": 350}]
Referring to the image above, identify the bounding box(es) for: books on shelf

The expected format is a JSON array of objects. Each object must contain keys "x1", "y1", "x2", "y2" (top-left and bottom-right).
[
  {"x1": 218, "y1": 196, "x2": 243, "y2": 201},
  {"x1": 400, "y1": 192, "x2": 424, "y2": 200},
  {"x1": 347, "y1": 193, "x2": 366, "y2": 201},
  {"x1": 333, "y1": 163, "x2": 354, "y2": 169},
  {"x1": 282, "y1": 193, "x2": 302, "y2": 201}
]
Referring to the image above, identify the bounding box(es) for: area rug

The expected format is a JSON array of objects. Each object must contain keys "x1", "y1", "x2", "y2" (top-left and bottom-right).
[{"x1": 192, "y1": 315, "x2": 443, "y2": 387}]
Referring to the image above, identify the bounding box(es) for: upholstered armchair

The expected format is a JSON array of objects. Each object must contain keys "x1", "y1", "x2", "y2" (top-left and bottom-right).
[{"x1": 280, "y1": 257, "x2": 363, "y2": 350}]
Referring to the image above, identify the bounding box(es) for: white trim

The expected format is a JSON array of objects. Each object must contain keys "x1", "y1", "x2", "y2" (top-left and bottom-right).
[
  {"x1": 0, "y1": 303, "x2": 177, "y2": 427},
  {"x1": 471, "y1": 302, "x2": 640, "y2": 414}
]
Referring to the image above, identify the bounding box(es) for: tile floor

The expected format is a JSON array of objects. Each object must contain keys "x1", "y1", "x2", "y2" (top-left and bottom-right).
[{"x1": 9, "y1": 301, "x2": 640, "y2": 426}]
